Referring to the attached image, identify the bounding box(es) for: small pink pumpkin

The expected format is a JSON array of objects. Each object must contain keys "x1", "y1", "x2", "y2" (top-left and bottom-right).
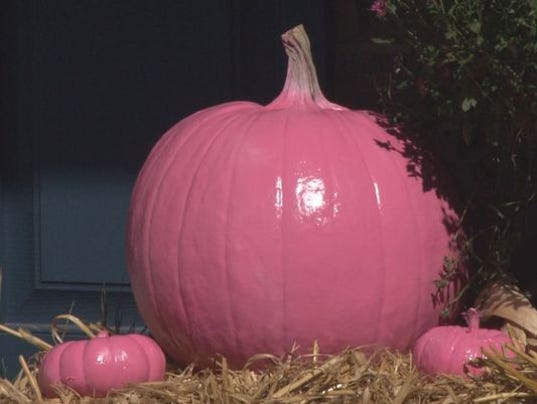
[
  {"x1": 38, "y1": 331, "x2": 166, "y2": 398},
  {"x1": 413, "y1": 308, "x2": 511, "y2": 376}
]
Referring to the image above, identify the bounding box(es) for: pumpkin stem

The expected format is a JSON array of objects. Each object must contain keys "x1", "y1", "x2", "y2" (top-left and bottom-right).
[
  {"x1": 267, "y1": 25, "x2": 346, "y2": 110},
  {"x1": 95, "y1": 330, "x2": 110, "y2": 338},
  {"x1": 463, "y1": 308, "x2": 480, "y2": 332}
]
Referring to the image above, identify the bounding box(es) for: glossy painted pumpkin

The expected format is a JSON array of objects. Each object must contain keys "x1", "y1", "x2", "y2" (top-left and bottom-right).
[
  {"x1": 413, "y1": 308, "x2": 511, "y2": 376},
  {"x1": 127, "y1": 25, "x2": 465, "y2": 367},
  {"x1": 38, "y1": 331, "x2": 166, "y2": 398}
]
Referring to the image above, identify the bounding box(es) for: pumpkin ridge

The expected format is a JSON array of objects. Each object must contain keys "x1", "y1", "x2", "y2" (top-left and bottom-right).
[
  {"x1": 221, "y1": 112, "x2": 267, "y2": 359},
  {"x1": 360, "y1": 112, "x2": 430, "y2": 346},
  {"x1": 107, "y1": 336, "x2": 125, "y2": 388},
  {"x1": 451, "y1": 326, "x2": 467, "y2": 374},
  {"x1": 131, "y1": 133, "x2": 174, "y2": 196},
  {"x1": 413, "y1": 332, "x2": 431, "y2": 371},
  {"x1": 280, "y1": 112, "x2": 290, "y2": 353},
  {"x1": 80, "y1": 338, "x2": 92, "y2": 395},
  {"x1": 140, "y1": 112, "x2": 224, "y2": 358},
  {"x1": 327, "y1": 110, "x2": 386, "y2": 344},
  {"x1": 39, "y1": 341, "x2": 72, "y2": 397},
  {"x1": 128, "y1": 105, "x2": 247, "y2": 207},
  {"x1": 372, "y1": 119, "x2": 426, "y2": 346},
  {"x1": 127, "y1": 335, "x2": 150, "y2": 380},
  {"x1": 138, "y1": 106, "x2": 250, "y2": 358},
  {"x1": 172, "y1": 111, "x2": 254, "y2": 361}
]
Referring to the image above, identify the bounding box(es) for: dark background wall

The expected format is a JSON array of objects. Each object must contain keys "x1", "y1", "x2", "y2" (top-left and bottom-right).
[{"x1": 0, "y1": 1, "x2": 384, "y2": 377}]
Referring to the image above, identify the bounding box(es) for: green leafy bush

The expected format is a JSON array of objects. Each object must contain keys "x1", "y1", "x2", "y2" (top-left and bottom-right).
[{"x1": 371, "y1": 0, "x2": 537, "y2": 300}]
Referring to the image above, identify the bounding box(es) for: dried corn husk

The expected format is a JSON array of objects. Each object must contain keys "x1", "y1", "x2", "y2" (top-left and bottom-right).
[{"x1": 476, "y1": 281, "x2": 537, "y2": 349}]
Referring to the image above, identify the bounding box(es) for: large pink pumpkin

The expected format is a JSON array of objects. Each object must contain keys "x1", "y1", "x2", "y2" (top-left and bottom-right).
[{"x1": 127, "y1": 25, "x2": 465, "y2": 367}]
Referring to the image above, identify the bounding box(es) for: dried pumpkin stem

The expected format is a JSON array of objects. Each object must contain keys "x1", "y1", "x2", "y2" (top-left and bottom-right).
[
  {"x1": 281, "y1": 25, "x2": 321, "y2": 101},
  {"x1": 267, "y1": 25, "x2": 344, "y2": 110},
  {"x1": 463, "y1": 307, "x2": 480, "y2": 332}
]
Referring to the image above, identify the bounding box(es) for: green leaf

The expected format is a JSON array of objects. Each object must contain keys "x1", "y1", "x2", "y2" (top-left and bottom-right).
[
  {"x1": 440, "y1": 308, "x2": 451, "y2": 320},
  {"x1": 469, "y1": 20, "x2": 481, "y2": 33},
  {"x1": 434, "y1": 279, "x2": 449, "y2": 289},
  {"x1": 461, "y1": 97, "x2": 477, "y2": 112},
  {"x1": 371, "y1": 37, "x2": 395, "y2": 45}
]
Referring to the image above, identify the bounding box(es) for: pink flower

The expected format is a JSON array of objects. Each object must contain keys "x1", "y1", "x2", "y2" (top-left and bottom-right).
[{"x1": 370, "y1": 0, "x2": 387, "y2": 16}]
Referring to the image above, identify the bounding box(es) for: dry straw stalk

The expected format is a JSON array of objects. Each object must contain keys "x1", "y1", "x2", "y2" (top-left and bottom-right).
[{"x1": 0, "y1": 314, "x2": 537, "y2": 403}]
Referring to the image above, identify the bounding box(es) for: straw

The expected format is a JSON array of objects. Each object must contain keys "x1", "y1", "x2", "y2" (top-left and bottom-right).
[{"x1": 1, "y1": 315, "x2": 537, "y2": 403}]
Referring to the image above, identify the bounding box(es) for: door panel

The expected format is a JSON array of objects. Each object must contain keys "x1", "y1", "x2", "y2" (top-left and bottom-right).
[
  {"x1": 32, "y1": 0, "x2": 236, "y2": 290},
  {"x1": 1, "y1": 0, "x2": 329, "y2": 378}
]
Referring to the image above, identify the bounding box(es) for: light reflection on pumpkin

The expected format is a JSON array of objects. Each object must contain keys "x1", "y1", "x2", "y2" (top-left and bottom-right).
[
  {"x1": 274, "y1": 176, "x2": 283, "y2": 219},
  {"x1": 296, "y1": 176, "x2": 325, "y2": 215}
]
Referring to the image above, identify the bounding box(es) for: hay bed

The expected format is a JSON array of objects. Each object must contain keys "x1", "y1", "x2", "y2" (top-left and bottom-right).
[{"x1": 1, "y1": 318, "x2": 537, "y2": 404}]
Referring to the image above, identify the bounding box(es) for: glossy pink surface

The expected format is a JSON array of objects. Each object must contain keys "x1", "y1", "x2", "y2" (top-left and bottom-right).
[
  {"x1": 38, "y1": 331, "x2": 166, "y2": 398},
  {"x1": 413, "y1": 309, "x2": 511, "y2": 376},
  {"x1": 127, "y1": 26, "x2": 465, "y2": 367}
]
